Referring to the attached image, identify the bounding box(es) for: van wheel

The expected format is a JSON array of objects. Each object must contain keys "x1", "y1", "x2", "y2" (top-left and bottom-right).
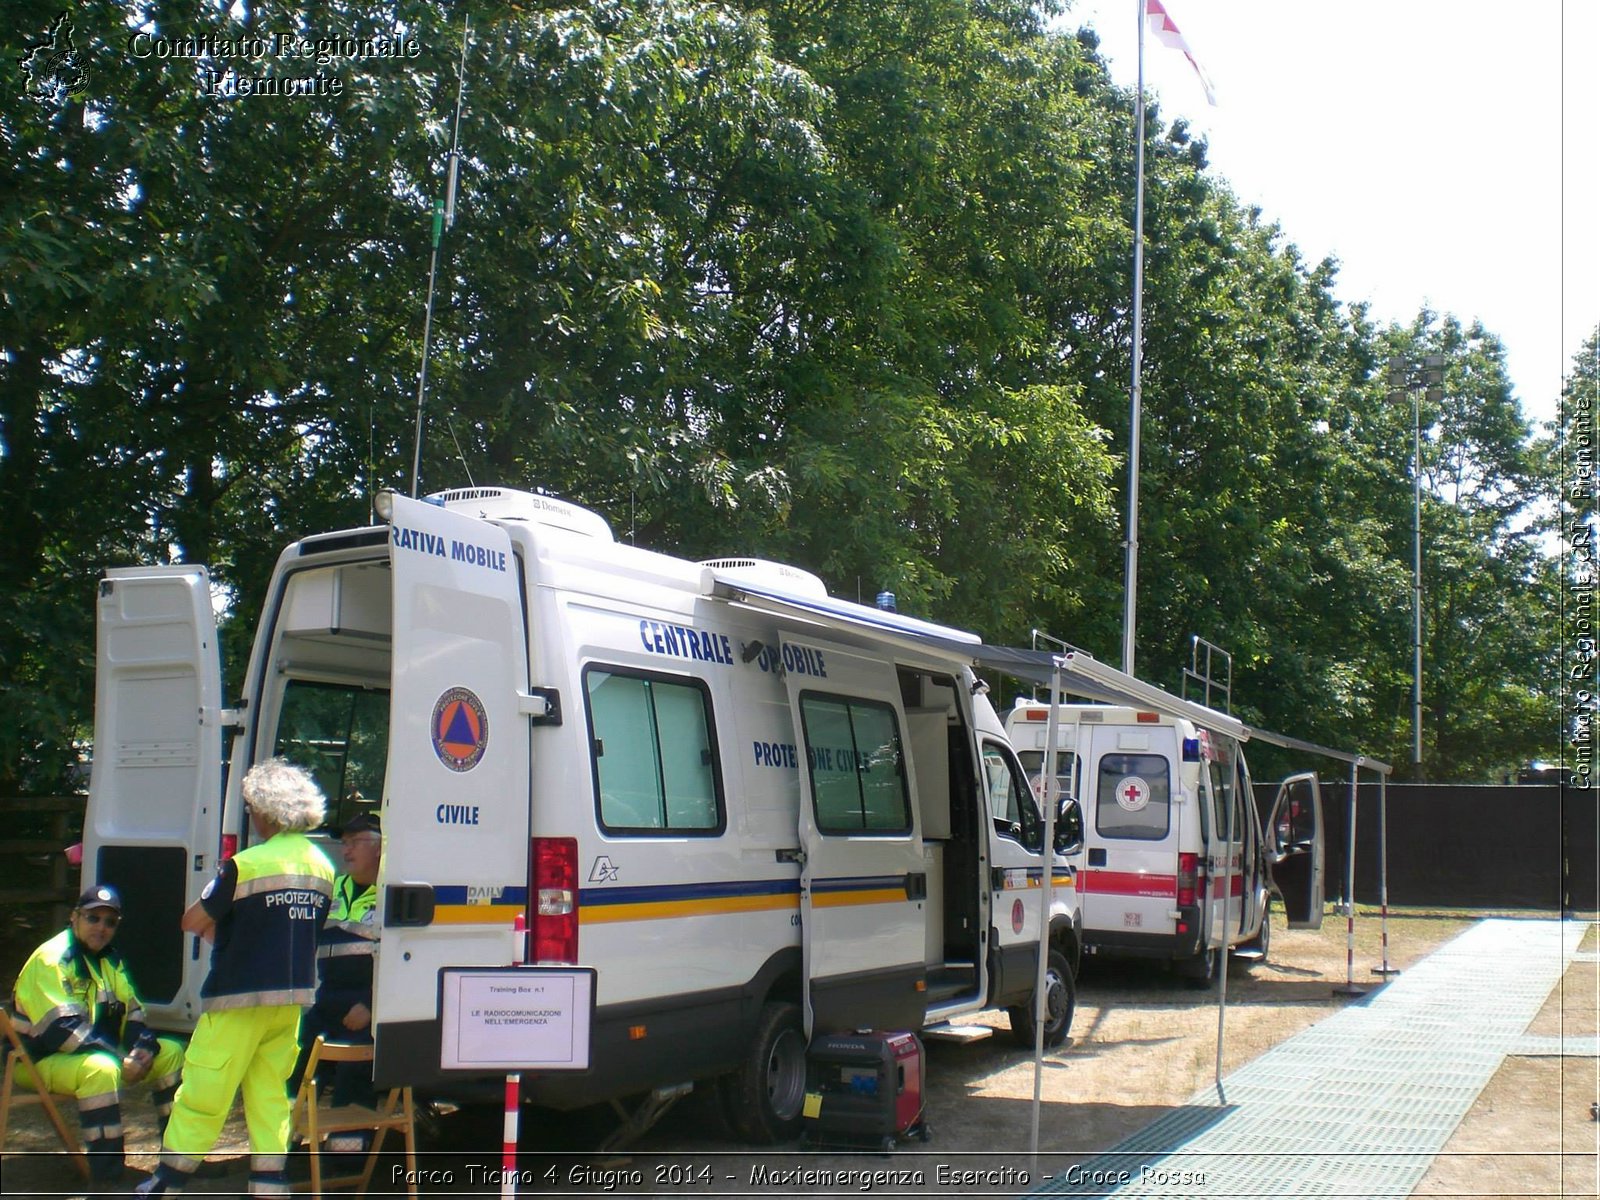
[
  {"x1": 1249, "y1": 900, "x2": 1272, "y2": 964},
  {"x1": 1180, "y1": 946, "x2": 1221, "y2": 988},
  {"x1": 722, "y1": 1001, "x2": 807, "y2": 1144},
  {"x1": 1007, "y1": 949, "x2": 1075, "y2": 1048},
  {"x1": 1230, "y1": 899, "x2": 1273, "y2": 975}
]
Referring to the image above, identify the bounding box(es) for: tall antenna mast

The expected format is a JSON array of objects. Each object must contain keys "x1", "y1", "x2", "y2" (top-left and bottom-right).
[{"x1": 409, "y1": 15, "x2": 473, "y2": 497}]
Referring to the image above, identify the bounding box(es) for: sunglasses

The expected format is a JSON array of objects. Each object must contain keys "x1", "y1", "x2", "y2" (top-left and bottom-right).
[{"x1": 80, "y1": 910, "x2": 121, "y2": 928}]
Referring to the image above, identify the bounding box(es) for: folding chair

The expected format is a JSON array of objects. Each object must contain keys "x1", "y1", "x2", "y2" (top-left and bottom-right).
[
  {"x1": 290, "y1": 1037, "x2": 417, "y2": 1197},
  {"x1": 0, "y1": 1008, "x2": 91, "y2": 1180}
]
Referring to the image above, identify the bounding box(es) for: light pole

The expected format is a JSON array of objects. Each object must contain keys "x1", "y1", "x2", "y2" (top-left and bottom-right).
[{"x1": 1386, "y1": 353, "x2": 1445, "y2": 779}]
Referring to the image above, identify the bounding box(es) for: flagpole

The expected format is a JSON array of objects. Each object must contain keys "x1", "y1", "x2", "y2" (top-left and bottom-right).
[{"x1": 1122, "y1": 0, "x2": 1147, "y2": 677}]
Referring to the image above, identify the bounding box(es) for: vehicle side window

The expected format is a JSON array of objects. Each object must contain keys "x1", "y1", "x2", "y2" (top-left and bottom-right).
[
  {"x1": 1200, "y1": 762, "x2": 1225, "y2": 843},
  {"x1": 1235, "y1": 757, "x2": 1258, "y2": 853},
  {"x1": 799, "y1": 694, "x2": 910, "y2": 834},
  {"x1": 984, "y1": 742, "x2": 1041, "y2": 851},
  {"x1": 1096, "y1": 753, "x2": 1172, "y2": 840},
  {"x1": 1212, "y1": 740, "x2": 1240, "y2": 839},
  {"x1": 585, "y1": 666, "x2": 724, "y2": 835}
]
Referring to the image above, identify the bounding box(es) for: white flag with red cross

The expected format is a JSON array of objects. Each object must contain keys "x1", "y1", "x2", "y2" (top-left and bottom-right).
[{"x1": 1145, "y1": 0, "x2": 1218, "y2": 106}]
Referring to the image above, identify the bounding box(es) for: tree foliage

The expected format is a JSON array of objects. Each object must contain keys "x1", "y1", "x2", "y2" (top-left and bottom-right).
[{"x1": 0, "y1": 0, "x2": 1564, "y2": 787}]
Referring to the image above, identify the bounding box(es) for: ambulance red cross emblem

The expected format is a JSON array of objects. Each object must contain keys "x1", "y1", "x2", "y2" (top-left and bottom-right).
[
  {"x1": 1114, "y1": 775, "x2": 1150, "y2": 813},
  {"x1": 432, "y1": 687, "x2": 489, "y2": 772}
]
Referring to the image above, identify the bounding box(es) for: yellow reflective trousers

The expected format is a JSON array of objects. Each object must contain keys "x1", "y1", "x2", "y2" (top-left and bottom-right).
[{"x1": 162, "y1": 1005, "x2": 301, "y2": 1162}]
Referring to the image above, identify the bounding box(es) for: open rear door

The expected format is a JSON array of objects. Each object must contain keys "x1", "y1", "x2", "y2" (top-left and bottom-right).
[
  {"x1": 373, "y1": 494, "x2": 532, "y2": 1086},
  {"x1": 783, "y1": 635, "x2": 927, "y2": 1038},
  {"x1": 86, "y1": 567, "x2": 226, "y2": 1025},
  {"x1": 1266, "y1": 772, "x2": 1324, "y2": 929}
]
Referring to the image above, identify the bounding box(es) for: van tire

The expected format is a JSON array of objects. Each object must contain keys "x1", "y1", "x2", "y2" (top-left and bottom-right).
[
  {"x1": 1007, "y1": 949, "x2": 1075, "y2": 1048},
  {"x1": 1229, "y1": 898, "x2": 1273, "y2": 976},
  {"x1": 722, "y1": 1001, "x2": 807, "y2": 1144},
  {"x1": 1180, "y1": 946, "x2": 1221, "y2": 988},
  {"x1": 1241, "y1": 899, "x2": 1271, "y2": 967}
]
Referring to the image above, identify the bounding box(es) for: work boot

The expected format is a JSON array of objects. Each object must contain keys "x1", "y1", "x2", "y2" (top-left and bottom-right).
[{"x1": 132, "y1": 1162, "x2": 189, "y2": 1196}]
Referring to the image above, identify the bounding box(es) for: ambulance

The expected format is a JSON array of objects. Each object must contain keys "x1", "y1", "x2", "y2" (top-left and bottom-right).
[
  {"x1": 1004, "y1": 701, "x2": 1323, "y2": 984},
  {"x1": 82, "y1": 486, "x2": 1082, "y2": 1143}
]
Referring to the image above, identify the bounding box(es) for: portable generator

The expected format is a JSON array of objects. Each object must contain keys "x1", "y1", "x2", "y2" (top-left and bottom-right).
[{"x1": 801, "y1": 1031, "x2": 930, "y2": 1150}]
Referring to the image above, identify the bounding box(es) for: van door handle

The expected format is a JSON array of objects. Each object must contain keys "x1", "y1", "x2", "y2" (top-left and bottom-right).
[
  {"x1": 904, "y1": 872, "x2": 927, "y2": 901},
  {"x1": 385, "y1": 884, "x2": 435, "y2": 928}
]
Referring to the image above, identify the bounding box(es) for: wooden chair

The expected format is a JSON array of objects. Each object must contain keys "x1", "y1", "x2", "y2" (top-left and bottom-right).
[
  {"x1": 0, "y1": 1008, "x2": 91, "y2": 1180},
  {"x1": 290, "y1": 1037, "x2": 417, "y2": 1197}
]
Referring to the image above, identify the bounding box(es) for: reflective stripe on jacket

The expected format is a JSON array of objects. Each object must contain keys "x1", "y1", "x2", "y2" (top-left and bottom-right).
[
  {"x1": 313, "y1": 873, "x2": 379, "y2": 1018},
  {"x1": 200, "y1": 831, "x2": 335, "y2": 1011},
  {"x1": 12, "y1": 928, "x2": 154, "y2": 1060}
]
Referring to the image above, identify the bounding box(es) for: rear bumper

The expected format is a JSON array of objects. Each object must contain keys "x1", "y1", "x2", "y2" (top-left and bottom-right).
[{"x1": 1084, "y1": 904, "x2": 1205, "y2": 961}]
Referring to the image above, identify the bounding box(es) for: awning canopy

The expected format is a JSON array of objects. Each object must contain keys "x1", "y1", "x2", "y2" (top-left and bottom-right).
[
  {"x1": 969, "y1": 643, "x2": 1391, "y2": 775},
  {"x1": 707, "y1": 572, "x2": 1389, "y2": 776},
  {"x1": 971, "y1": 644, "x2": 1250, "y2": 742}
]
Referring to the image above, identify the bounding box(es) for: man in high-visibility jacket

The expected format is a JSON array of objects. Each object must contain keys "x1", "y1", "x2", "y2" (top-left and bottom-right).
[
  {"x1": 12, "y1": 883, "x2": 186, "y2": 1186},
  {"x1": 288, "y1": 810, "x2": 381, "y2": 1140},
  {"x1": 136, "y1": 759, "x2": 335, "y2": 1198}
]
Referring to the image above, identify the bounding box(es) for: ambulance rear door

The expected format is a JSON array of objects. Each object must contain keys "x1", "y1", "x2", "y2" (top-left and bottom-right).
[
  {"x1": 1082, "y1": 724, "x2": 1183, "y2": 943},
  {"x1": 1266, "y1": 772, "x2": 1325, "y2": 929},
  {"x1": 783, "y1": 636, "x2": 927, "y2": 1038},
  {"x1": 86, "y1": 566, "x2": 227, "y2": 1027},
  {"x1": 373, "y1": 494, "x2": 533, "y2": 1086}
]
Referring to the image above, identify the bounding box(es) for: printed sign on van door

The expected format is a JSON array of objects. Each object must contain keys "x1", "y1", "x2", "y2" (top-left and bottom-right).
[{"x1": 1113, "y1": 775, "x2": 1150, "y2": 812}]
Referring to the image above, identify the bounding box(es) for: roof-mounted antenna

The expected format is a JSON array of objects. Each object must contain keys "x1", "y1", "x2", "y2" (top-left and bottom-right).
[
  {"x1": 446, "y1": 413, "x2": 476, "y2": 488},
  {"x1": 409, "y1": 15, "x2": 473, "y2": 497}
]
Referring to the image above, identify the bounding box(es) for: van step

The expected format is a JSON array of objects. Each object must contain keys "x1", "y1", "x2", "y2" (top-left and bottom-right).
[
  {"x1": 923, "y1": 964, "x2": 978, "y2": 1006},
  {"x1": 1230, "y1": 947, "x2": 1265, "y2": 962},
  {"x1": 920, "y1": 1023, "x2": 994, "y2": 1044}
]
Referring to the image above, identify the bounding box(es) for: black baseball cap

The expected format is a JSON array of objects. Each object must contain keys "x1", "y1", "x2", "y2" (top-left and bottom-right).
[
  {"x1": 76, "y1": 884, "x2": 123, "y2": 912},
  {"x1": 342, "y1": 812, "x2": 381, "y2": 836}
]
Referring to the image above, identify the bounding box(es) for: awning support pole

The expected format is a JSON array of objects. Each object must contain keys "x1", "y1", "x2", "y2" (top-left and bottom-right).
[
  {"x1": 1374, "y1": 770, "x2": 1400, "y2": 976},
  {"x1": 1333, "y1": 763, "x2": 1368, "y2": 997},
  {"x1": 1029, "y1": 664, "x2": 1064, "y2": 1161}
]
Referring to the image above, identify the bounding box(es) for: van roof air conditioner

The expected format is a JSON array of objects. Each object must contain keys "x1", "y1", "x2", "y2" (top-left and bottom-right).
[{"x1": 429, "y1": 487, "x2": 614, "y2": 541}]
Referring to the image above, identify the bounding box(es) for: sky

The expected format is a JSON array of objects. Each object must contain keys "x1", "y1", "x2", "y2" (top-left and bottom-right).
[{"x1": 1059, "y1": 0, "x2": 1598, "y2": 430}]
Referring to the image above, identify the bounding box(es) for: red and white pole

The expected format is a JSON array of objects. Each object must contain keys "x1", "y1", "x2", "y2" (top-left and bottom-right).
[
  {"x1": 501, "y1": 912, "x2": 528, "y2": 1200},
  {"x1": 501, "y1": 1072, "x2": 520, "y2": 1200}
]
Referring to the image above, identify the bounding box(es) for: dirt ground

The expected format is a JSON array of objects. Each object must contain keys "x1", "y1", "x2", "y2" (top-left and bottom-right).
[{"x1": 5, "y1": 908, "x2": 1596, "y2": 1199}]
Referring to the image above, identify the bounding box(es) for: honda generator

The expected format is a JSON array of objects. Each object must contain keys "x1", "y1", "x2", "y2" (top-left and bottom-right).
[{"x1": 801, "y1": 1031, "x2": 930, "y2": 1150}]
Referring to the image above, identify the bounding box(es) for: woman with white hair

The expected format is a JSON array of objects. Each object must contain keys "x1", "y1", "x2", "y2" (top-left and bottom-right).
[{"x1": 138, "y1": 759, "x2": 336, "y2": 1199}]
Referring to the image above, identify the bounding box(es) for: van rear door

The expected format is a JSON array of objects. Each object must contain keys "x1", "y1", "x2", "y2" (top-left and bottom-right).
[
  {"x1": 1082, "y1": 725, "x2": 1182, "y2": 942},
  {"x1": 782, "y1": 636, "x2": 926, "y2": 1037},
  {"x1": 1266, "y1": 772, "x2": 1324, "y2": 929},
  {"x1": 373, "y1": 494, "x2": 532, "y2": 1085},
  {"x1": 86, "y1": 567, "x2": 226, "y2": 1027}
]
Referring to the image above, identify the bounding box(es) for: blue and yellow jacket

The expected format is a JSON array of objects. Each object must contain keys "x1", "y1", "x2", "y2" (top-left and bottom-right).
[{"x1": 198, "y1": 830, "x2": 335, "y2": 1011}]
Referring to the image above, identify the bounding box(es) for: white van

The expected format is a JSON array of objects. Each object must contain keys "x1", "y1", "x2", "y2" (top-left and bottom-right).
[
  {"x1": 82, "y1": 486, "x2": 1082, "y2": 1142},
  {"x1": 1004, "y1": 701, "x2": 1323, "y2": 984}
]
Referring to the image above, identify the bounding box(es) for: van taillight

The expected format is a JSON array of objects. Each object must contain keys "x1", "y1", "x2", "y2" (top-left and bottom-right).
[
  {"x1": 1176, "y1": 853, "x2": 1198, "y2": 907},
  {"x1": 221, "y1": 835, "x2": 238, "y2": 862},
  {"x1": 1024, "y1": 708, "x2": 1048, "y2": 722},
  {"x1": 532, "y1": 837, "x2": 579, "y2": 964}
]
